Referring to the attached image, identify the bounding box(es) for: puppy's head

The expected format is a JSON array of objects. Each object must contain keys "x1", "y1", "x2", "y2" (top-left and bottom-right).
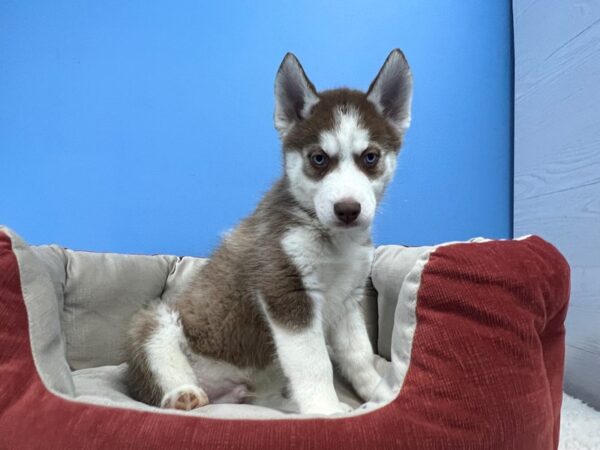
[{"x1": 275, "y1": 49, "x2": 413, "y2": 232}]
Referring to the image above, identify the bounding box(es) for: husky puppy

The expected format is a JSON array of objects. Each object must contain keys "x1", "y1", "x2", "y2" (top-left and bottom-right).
[{"x1": 126, "y1": 49, "x2": 412, "y2": 415}]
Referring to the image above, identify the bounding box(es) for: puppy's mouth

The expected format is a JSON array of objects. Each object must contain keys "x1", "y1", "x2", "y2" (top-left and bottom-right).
[
  {"x1": 330, "y1": 219, "x2": 371, "y2": 232},
  {"x1": 335, "y1": 221, "x2": 361, "y2": 229}
]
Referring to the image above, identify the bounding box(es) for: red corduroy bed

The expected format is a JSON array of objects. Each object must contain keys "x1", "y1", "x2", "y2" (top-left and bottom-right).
[{"x1": 0, "y1": 227, "x2": 569, "y2": 449}]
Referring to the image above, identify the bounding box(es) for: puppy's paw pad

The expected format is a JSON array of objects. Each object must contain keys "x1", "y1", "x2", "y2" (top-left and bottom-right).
[
  {"x1": 174, "y1": 391, "x2": 203, "y2": 410},
  {"x1": 161, "y1": 385, "x2": 209, "y2": 411}
]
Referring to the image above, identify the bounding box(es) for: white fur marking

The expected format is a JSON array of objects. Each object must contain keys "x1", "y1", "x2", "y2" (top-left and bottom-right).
[
  {"x1": 259, "y1": 292, "x2": 343, "y2": 415},
  {"x1": 327, "y1": 300, "x2": 382, "y2": 401},
  {"x1": 320, "y1": 108, "x2": 370, "y2": 158},
  {"x1": 284, "y1": 151, "x2": 318, "y2": 212},
  {"x1": 313, "y1": 160, "x2": 376, "y2": 229},
  {"x1": 144, "y1": 304, "x2": 200, "y2": 402},
  {"x1": 280, "y1": 226, "x2": 378, "y2": 409}
]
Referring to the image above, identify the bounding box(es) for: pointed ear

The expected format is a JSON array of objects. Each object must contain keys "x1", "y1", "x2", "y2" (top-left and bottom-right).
[
  {"x1": 274, "y1": 53, "x2": 319, "y2": 137},
  {"x1": 367, "y1": 49, "x2": 413, "y2": 135}
]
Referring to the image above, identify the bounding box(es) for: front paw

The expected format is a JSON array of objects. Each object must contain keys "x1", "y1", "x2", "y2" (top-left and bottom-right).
[
  {"x1": 355, "y1": 373, "x2": 383, "y2": 402},
  {"x1": 301, "y1": 401, "x2": 352, "y2": 415},
  {"x1": 161, "y1": 384, "x2": 209, "y2": 411},
  {"x1": 338, "y1": 401, "x2": 354, "y2": 414}
]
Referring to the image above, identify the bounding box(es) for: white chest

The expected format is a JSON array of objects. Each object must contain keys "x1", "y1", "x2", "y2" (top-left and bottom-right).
[{"x1": 281, "y1": 227, "x2": 374, "y2": 306}]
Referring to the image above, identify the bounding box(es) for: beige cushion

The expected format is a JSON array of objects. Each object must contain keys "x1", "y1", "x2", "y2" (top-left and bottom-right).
[{"x1": 3, "y1": 225, "x2": 426, "y2": 418}]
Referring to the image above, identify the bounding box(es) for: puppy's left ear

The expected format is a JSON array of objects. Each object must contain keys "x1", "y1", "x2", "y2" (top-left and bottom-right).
[
  {"x1": 367, "y1": 49, "x2": 413, "y2": 135},
  {"x1": 274, "y1": 53, "x2": 319, "y2": 137}
]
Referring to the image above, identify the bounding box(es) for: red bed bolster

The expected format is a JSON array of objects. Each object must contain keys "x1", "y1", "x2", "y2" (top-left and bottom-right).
[{"x1": 0, "y1": 232, "x2": 570, "y2": 450}]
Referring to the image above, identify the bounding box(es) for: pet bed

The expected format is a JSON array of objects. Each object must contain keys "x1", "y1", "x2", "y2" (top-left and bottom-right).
[{"x1": 0, "y1": 226, "x2": 570, "y2": 449}]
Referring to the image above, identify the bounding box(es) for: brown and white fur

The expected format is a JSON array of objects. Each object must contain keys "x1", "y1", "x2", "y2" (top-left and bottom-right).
[{"x1": 125, "y1": 49, "x2": 413, "y2": 415}]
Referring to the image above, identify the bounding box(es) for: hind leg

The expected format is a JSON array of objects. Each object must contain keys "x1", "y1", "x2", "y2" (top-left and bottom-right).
[
  {"x1": 187, "y1": 353, "x2": 254, "y2": 405},
  {"x1": 126, "y1": 302, "x2": 209, "y2": 410}
]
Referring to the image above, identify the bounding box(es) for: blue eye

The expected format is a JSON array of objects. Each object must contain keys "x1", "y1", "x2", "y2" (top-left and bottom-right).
[
  {"x1": 310, "y1": 152, "x2": 328, "y2": 167},
  {"x1": 363, "y1": 151, "x2": 380, "y2": 166}
]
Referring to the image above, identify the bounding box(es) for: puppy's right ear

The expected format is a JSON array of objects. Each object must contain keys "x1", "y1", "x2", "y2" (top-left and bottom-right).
[{"x1": 274, "y1": 53, "x2": 319, "y2": 137}]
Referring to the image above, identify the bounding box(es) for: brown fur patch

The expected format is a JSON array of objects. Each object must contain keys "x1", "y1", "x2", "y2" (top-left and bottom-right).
[
  {"x1": 125, "y1": 304, "x2": 164, "y2": 406},
  {"x1": 176, "y1": 179, "x2": 321, "y2": 370},
  {"x1": 283, "y1": 89, "x2": 401, "y2": 153}
]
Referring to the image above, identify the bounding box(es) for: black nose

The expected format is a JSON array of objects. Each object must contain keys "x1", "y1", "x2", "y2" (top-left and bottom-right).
[{"x1": 334, "y1": 201, "x2": 361, "y2": 225}]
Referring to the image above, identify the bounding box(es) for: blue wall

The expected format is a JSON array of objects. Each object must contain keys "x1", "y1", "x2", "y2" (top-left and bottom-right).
[{"x1": 0, "y1": 1, "x2": 512, "y2": 256}]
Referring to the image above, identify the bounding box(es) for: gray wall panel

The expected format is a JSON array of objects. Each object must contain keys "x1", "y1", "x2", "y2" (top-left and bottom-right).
[{"x1": 513, "y1": 0, "x2": 600, "y2": 409}]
